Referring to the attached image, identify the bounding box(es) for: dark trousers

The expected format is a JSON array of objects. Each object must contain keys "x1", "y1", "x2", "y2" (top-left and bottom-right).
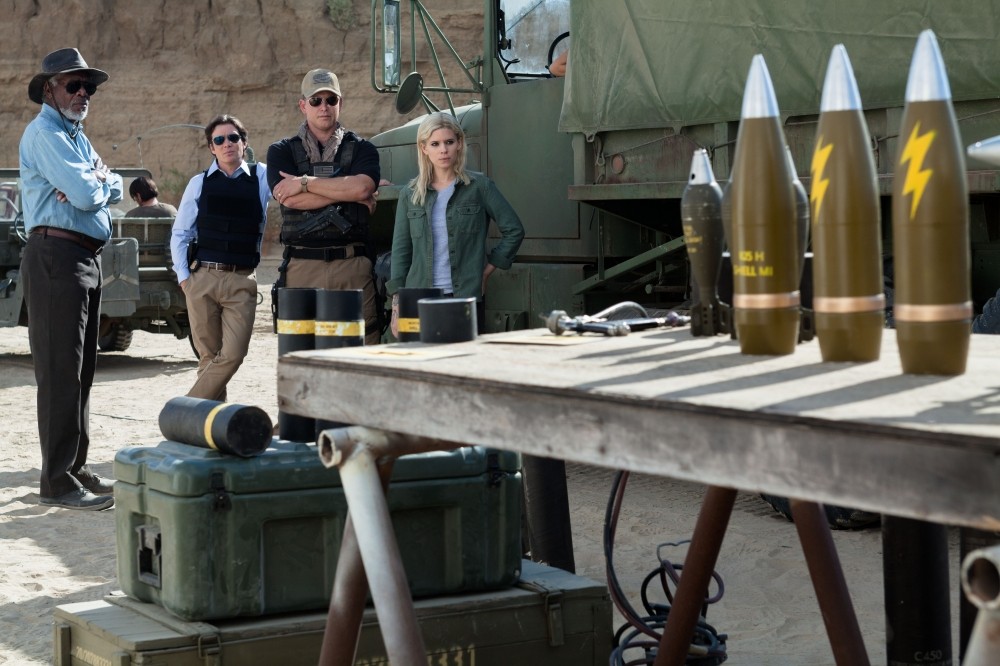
[{"x1": 21, "y1": 233, "x2": 101, "y2": 497}]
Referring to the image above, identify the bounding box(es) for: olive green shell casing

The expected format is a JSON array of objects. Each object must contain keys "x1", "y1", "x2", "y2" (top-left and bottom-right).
[
  {"x1": 731, "y1": 117, "x2": 800, "y2": 355},
  {"x1": 810, "y1": 109, "x2": 884, "y2": 362},
  {"x1": 892, "y1": 32, "x2": 971, "y2": 376}
]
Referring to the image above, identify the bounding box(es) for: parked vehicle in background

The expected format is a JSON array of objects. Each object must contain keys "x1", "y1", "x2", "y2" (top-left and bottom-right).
[
  {"x1": 0, "y1": 168, "x2": 189, "y2": 352},
  {"x1": 367, "y1": 0, "x2": 1000, "y2": 331}
]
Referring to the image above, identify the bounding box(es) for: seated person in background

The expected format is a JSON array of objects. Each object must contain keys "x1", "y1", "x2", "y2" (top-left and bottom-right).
[{"x1": 125, "y1": 176, "x2": 177, "y2": 218}]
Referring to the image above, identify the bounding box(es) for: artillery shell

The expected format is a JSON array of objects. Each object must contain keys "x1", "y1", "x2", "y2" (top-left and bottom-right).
[
  {"x1": 730, "y1": 55, "x2": 799, "y2": 355},
  {"x1": 891, "y1": 30, "x2": 971, "y2": 375},
  {"x1": 681, "y1": 149, "x2": 725, "y2": 336},
  {"x1": 810, "y1": 44, "x2": 884, "y2": 362}
]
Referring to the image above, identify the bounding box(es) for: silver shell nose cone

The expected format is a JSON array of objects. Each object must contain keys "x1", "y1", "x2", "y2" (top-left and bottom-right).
[
  {"x1": 967, "y1": 135, "x2": 1000, "y2": 166},
  {"x1": 741, "y1": 54, "x2": 780, "y2": 119},
  {"x1": 688, "y1": 149, "x2": 716, "y2": 185},
  {"x1": 820, "y1": 44, "x2": 862, "y2": 112},
  {"x1": 905, "y1": 29, "x2": 952, "y2": 102}
]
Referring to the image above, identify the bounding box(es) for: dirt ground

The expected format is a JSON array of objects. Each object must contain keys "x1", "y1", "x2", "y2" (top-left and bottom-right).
[{"x1": 0, "y1": 269, "x2": 965, "y2": 665}]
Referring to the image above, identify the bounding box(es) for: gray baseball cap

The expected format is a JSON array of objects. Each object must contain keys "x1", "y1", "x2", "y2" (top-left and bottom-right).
[{"x1": 301, "y1": 69, "x2": 342, "y2": 98}]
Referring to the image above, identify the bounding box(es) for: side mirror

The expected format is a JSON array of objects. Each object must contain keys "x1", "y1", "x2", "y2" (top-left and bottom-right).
[
  {"x1": 382, "y1": 0, "x2": 401, "y2": 87},
  {"x1": 395, "y1": 72, "x2": 424, "y2": 114}
]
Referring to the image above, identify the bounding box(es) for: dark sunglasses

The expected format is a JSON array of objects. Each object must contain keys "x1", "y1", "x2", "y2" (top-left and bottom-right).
[
  {"x1": 308, "y1": 95, "x2": 340, "y2": 107},
  {"x1": 211, "y1": 133, "x2": 242, "y2": 146},
  {"x1": 64, "y1": 80, "x2": 98, "y2": 96}
]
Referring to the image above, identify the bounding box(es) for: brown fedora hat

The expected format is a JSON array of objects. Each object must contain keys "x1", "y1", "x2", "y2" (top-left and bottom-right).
[{"x1": 28, "y1": 47, "x2": 109, "y2": 104}]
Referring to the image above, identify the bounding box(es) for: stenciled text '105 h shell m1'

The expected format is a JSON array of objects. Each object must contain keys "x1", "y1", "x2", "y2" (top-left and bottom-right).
[
  {"x1": 891, "y1": 29, "x2": 971, "y2": 375},
  {"x1": 729, "y1": 55, "x2": 799, "y2": 355},
  {"x1": 810, "y1": 44, "x2": 884, "y2": 362}
]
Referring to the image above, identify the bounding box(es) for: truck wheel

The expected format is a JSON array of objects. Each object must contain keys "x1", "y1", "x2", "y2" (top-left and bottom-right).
[
  {"x1": 759, "y1": 493, "x2": 880, "y2": 530},
  {"x1": 98, "y1": 323, "x2": 133, "y2": 352}
]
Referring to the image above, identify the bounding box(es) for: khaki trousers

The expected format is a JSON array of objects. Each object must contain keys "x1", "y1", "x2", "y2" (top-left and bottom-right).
[{"x1": 185, "y1": 267, "x2": 257, "y2": 401}]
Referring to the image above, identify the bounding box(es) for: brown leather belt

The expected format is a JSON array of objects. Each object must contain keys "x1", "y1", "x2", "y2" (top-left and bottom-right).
[
  {"x1": 31, "y1": 226, "x2": 105, "y2": 254},
  {"x1": 201, "y1": 261, "x2": 253, "y2": 272}
]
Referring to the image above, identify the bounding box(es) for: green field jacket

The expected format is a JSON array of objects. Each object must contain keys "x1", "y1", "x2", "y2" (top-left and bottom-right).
[{"x1": 388, "y1": 171, "x2": 524, "y2": 299}]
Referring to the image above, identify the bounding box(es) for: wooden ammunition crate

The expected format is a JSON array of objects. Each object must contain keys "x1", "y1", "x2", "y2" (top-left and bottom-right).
[{"x1": 53, "y1": 561, "x2": 612, "y2": 665}]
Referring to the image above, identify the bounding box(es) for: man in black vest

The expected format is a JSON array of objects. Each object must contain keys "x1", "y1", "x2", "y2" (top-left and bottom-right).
[
  {"x1": 267, "y1": 68, "x2": 381, "y2": 344},
  {"x1": 170, "y1": 115, "x2": 272, "y2": 400}
]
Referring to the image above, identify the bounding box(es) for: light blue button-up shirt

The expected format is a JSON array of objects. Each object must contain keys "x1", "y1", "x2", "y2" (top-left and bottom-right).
[
  {"x1": 170, "y1": 160, "x2": 271, "y2": 283},
  {"x1": 18, "y1": 103, "x2": 123, "y2": 241}
]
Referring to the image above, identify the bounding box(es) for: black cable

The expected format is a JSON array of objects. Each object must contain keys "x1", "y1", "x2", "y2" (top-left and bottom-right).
[{"x1": 605, "y1": 471, "x2": 729, "y2": 665}]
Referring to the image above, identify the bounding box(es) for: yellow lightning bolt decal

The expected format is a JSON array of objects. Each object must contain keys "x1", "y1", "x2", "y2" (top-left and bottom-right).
[
  {"x1": 810, "y1": 136, "x2": 833, "y2": 221},
  {"x1": 900, "y1": 121, "x2": 936, "y2": 220}
]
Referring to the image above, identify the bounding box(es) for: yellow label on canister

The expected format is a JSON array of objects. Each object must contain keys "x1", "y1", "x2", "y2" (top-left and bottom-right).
[
  {"x1": 203, "y1": 402, "x2": 229, "y2": 450},
  {"x1": 398, "y1": 318, "x2": 420, "y2": 333},
  {"x1": 276, "y1": 319, "x2": 316, "y2": 335},
  {"x1": 315, "y1": 320, "x2": 364, "y2": 337}
]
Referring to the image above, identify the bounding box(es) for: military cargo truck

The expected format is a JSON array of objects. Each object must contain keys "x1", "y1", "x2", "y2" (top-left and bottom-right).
[
  {"x1": 0, "y1": 168, "x2": 189, "y2": 352},
  {"x1": 367, "y1": 0, "x2": 1000, "y2": 331}
]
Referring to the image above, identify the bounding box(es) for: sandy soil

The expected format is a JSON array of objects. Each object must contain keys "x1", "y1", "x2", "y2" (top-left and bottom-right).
[{"x1": 0, "y1": 274, "x2": 963, "y2": 665}]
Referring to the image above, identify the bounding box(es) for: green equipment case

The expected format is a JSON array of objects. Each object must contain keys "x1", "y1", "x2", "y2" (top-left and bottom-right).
[
  {"x1": 114, "y1": 440, "x2": 522, "y2": 621},
  {"x1": 53, "y1": 561, "x2": 612, "y2": 666}
]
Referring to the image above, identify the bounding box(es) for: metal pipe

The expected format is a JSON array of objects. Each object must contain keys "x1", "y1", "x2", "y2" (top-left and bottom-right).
[
  {"x1": 317, "y1": 425, "x2": 457, "y2": 468},
  {"x1": 318, "y1": 458, "x2": 395, "y2": 665},
  {"x1": 960, "y1": 528, "x2": 1000, "y2": 659},
  {"x1": 655, "y1": 486, "x2": 737, "y2": 666},
  {"x1": 334, "y1": 438, "x2": 426, "y2": 665},
  {"x1": 961, "y1": 544, "x2": 1000, "y2": 665},
  {"x1": 315, "y1": 427, "x2": 460, "y2": 665},
  {"x1": 789, "y1": 500, "x2": 870, "y2": 665}
]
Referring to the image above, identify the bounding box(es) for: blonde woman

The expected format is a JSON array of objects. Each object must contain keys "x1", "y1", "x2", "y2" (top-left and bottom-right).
[{"x1": 387, "y1": 112, "x2": 524, "y2": 336}]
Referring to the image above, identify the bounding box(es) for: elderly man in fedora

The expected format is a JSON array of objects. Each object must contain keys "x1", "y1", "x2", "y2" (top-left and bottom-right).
[{"x1": 19, "y1": 47, "x2": 122, "y2": 510}]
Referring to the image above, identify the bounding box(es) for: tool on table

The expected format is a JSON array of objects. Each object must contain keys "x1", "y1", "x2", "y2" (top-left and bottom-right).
[{"x1": 543, "y1": 302, "x2": 690, "y2": 337}]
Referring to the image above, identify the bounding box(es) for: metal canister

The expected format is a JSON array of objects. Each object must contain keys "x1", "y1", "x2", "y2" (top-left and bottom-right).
[
  {"x1": 276, "y1": 287, "x2": 316, "y2": 441},
  {"x1": 397, "y1": 287, "x2": 443, "y2": 342},
  {"x1": 158, "y1": 396, "x2": 273, "y2": 457},
  {"x1": 315, "y1": 289, "x2": 364, "y2": 432},
  {"x1": 418, "y1": 297, "x2": 477, "y2": 343}
]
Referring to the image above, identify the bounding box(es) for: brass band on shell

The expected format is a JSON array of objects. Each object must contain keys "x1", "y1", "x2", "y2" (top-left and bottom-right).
[
  {"x1": 894, "y1": 301, "x2": 973, "y2": 322},
  {"x1": 813, "y1": 294, "x2": 886, "y2": 314},
  {"x1": 732, "y1": 291, "x2": 801, "y2": 309}
]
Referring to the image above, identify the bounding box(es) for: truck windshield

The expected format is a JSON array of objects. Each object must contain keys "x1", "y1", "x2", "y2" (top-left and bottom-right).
[{"x1": 501, "y1": 0, "x2": 569, "y2": 76}]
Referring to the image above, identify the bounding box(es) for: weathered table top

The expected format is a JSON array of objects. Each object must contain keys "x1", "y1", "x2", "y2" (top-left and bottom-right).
[{"x1": 278, "y1": 327, "x2": 1000, "y2": 529}]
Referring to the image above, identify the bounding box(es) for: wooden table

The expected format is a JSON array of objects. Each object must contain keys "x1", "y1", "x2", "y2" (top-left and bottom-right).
[{"x1": 278, "y1": 327, "x2": 1000, "y2": 663}]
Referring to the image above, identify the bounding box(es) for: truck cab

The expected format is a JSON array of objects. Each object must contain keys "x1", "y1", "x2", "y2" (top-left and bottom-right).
[{"x1": 369, "y1": 0, "x2": 1000, "y2": 331}]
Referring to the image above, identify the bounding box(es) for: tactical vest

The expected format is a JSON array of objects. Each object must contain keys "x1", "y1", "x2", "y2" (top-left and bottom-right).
[
  {"x1": 279, "y1": 133, "x2": 368, "y2": 248},
  {"x1": 194, "y1": 165, "x2": 264, "y2": 267}
]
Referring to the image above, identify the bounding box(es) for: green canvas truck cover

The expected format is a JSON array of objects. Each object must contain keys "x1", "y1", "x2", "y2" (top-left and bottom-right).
[{"x1": 559, "y1": 0, "x2": 1000, "y2": 133}]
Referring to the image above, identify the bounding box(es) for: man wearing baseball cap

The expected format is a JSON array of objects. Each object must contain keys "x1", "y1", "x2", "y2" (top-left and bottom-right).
[
  {"x1": 267, "y1": 68, "x2": 382, "y2": 345},
  {"x1": 19, "y1": 47, "x2": 123, "y2": 510}
]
